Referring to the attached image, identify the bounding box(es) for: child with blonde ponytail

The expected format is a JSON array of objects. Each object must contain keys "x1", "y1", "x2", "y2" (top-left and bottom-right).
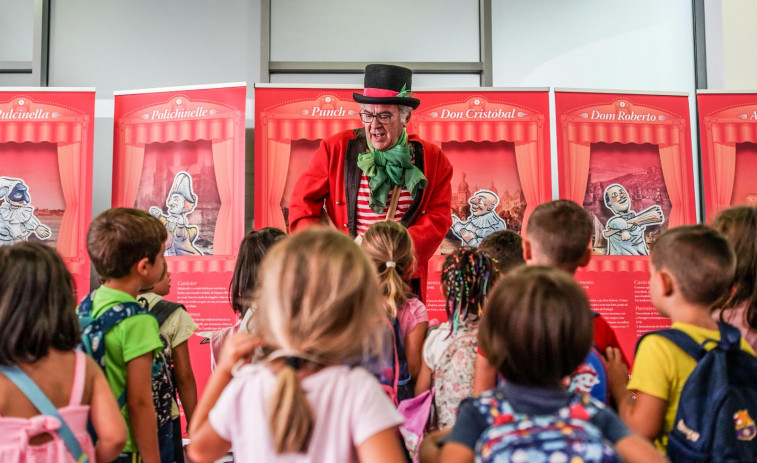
[
  {"x1": 187, "y1": 229, "x2": 406, "y2": 463},
  {"x1": 362, "y1": 221, "x2": 429, "y2": 401}
]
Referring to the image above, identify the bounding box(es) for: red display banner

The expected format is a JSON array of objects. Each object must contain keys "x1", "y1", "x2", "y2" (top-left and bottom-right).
[
  {"x1": 113, "y1": 83, "x2": 246, "y2": 401},
  {"x1": 555, "y1": 89, "x2": 697, "y2": 362},
  {"x1": 0, "y1": 88, "x2": 95, "y2": 300},
  {"x1": 254, "y1": 85, "x2": 552, "y2": 320},
  {"x1": 697, "y1": 91, "x2": 757, "y2": 221},
  {"x1": 409, "y1": 89, "x2": 552, "y2": 320}
]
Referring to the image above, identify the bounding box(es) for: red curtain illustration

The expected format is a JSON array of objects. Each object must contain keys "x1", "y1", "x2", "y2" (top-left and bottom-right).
[
  {"x1": 0, "y1": 91, "x2": 94, "y2": 297},
  {"x1": 697, "y1": 92, "x2": 757, "y2": 221}
]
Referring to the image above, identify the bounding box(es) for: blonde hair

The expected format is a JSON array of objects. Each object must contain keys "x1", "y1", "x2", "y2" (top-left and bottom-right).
[
  {"x1": 362, "y1": 221, "x2": 416, "y2": 318},
  {"x1": 256, "y1": 229, "x2": 384, "y2": 454}
]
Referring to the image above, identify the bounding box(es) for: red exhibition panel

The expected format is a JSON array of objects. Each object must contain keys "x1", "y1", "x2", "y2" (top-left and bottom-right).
[
  {"x1": 555, "y1": 89, "x2": 697, "y2": 364},
  {"x1": 410, "y1": 89, "x2": 552, "y2": 320},
  {"x1": 0, "y1": 89, "x2": 95, "y2": 300},
  {"x1": 253, "y1": 85, "x2": 361, "y2": 232},
  {"x1": 112, "y1": 83, "x2": 246, "y2": 414},
  {"x1": 697, "y1": 91, "x2": 757, "y2": 222},
  {"x1": 254, "y1": 85, "x2": 551, "y2": 321}
]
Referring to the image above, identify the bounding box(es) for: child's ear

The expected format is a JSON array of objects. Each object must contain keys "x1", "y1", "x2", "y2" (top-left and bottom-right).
[
  {"x1": 522, "y1": 239, "x2": 532, "y2": 262},
  {"x1": 658, "y1": 269, "x2": 675, "y2": 296},
  {"x1": 134, "y1": 257, "x2": 151, "y2": 277}
]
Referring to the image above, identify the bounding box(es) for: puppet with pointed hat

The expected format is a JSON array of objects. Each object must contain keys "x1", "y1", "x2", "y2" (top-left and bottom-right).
[
  {"x1": 150, "y1": 171, "x2": 204, "y2": 256},
  {"x1": 0, "y1": 176, "x2": 51, "y2": 245}
]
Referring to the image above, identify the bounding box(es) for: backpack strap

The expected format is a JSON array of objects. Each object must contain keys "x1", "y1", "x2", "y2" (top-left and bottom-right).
[
  {"x1": 0, "y1": 365, "x2": 88, "y2": 463},
  {"x1": 148, "y1": 299, "x2": 185, "y2": 327},
  {"x1": 68, "y1": 351, "x2": 86, "y2": 406},
  {"x1": 717, "y1": 321, "x2": 742, "y2": 350},
  {"x1": 635, "y1": 328, "x2": 706, "y2": 361}
]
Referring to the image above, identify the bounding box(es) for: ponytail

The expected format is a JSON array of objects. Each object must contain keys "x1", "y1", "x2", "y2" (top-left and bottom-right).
[
  {"x1": 269, "y1": 364, "x2": 314, "y2": 454},
  {"x1": 362, "y1": 222, "x2": 416, "y2": 319},
  {"x1": 381, "y1": 263, "x2": 408, "y2": 318}
]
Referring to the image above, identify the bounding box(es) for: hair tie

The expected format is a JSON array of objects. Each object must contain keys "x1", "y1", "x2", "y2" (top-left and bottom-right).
[
  {"x1": 268, "y1": 349, "x2": 322, "y2": 369},
  {"x1": 284, "y1": 356, "x2": 305, "y2": 370},
  {"x1": 385, "y1": 261, "x2": 396, "y2": 268}
]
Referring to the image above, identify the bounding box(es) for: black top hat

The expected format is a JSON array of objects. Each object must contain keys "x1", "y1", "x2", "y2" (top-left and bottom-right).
[{"x1": 353, "y1": 64, "x2": 421, "y2": 109}]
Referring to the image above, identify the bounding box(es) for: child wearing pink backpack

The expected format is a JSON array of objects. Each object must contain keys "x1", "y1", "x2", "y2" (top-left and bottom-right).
[{"x1": 0, "y1": 243, "x2": 126, "y2": 462}]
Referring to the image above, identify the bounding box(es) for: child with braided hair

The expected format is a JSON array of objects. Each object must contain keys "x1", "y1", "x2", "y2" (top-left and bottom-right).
[{"x1": 414, "y1": 247, "x2": 497, "y2": 429}]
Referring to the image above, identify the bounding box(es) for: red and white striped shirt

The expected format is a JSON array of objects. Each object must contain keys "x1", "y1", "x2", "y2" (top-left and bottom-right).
[{"x1": 356, "y1": 173, "x2": 414, "y2": 236}]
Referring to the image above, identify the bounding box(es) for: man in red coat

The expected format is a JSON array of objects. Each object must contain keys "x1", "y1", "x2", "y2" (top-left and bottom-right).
[{"x1": 288, "y1": 64, "x2": 453, "y2": 300}]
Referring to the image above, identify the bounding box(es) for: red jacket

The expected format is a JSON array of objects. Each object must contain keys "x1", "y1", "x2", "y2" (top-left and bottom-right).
[{"x1": 289, "y1": 128, "x2": 453, "y2": 299}]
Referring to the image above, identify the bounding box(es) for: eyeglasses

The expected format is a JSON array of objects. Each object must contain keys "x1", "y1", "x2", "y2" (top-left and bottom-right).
[{"x1": 359, "y1": 111, "x2": 394, "y2": 125}]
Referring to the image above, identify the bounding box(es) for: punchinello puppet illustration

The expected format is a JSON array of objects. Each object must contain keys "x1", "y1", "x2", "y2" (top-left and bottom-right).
[
  {"x1": 0, "y1": 177, "x2": 51, "y2": 245},
  {"x1": 602, "y1": 183, "x2": 664, "y2": 256},
  {"x1": 150, "y1": 171, "x2": 204, "y2": 256},
  {"x1": 450, "y1": 189, "x2": 506, "y2": 246}
]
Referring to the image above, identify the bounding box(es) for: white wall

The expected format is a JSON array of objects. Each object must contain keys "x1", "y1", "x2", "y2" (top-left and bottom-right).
[
  {"x1": 492, "y1": 0, "x2": 695, "y2": 92},
  {"x1": 720, "y1": 0, "x2": 757, "y2": 89},
  {"x1": 492, "y1": 0, "x2": 698, "y2": 211},
  {"x1": 46, "y1": 0, "x2": 261, "y2": 221}
]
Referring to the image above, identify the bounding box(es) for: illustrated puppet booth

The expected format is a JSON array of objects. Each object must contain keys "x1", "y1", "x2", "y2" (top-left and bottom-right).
[
  {"x1": 0, "y1": 89, "x2": 95, "y2": 298},
  {"x1": 112, "y1": 83, "x2": 247, "y2": 398},
  {"x1": 697, "y1": 91, "x2": 757, "y2": 221},
  {"x1": 555, "y1": 89, "x2": 698, "y2": 360}
]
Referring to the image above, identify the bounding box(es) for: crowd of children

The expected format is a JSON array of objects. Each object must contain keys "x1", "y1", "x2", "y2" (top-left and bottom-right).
[{"x1": 0, "y1": 200, "x2": 756, "y2": 462}]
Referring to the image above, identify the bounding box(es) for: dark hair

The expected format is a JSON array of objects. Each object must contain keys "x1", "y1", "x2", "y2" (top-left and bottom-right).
[
  {"x1": 479, "y1": 230, "x2": 525, "y2": 275},
  {"x1": 711, "y1": 206, "x2": 757, "y2": 329},
  {"x1": 651, "y1": 225, "x2": 735, "y2": 308},
  {"x1": 229, "y1": 227, "x2": 286, "y2": 316},
  {"x1": 442, "y1": 247, "x2": 497, "y2": 333},
  {"x1": 0, "y1": 243, "x2": 80, "y2": 365},
  {"x1": 526, "y1": 200, "x2": 592, "y2": 273},
  {"x1": 478, "y1": 265, "x2": 593, "y2": 388},
  {"x1": 87, "y1": 207, "x2": 167, "y2": 280}
]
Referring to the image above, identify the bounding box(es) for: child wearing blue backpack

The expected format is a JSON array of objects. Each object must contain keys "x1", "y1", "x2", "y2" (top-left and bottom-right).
[
  {"x1": 420, "y1": 266, "x2": 663, "y2": 463},
  {"x1": 80, "y1": 207, "x2": 167, "y2": 463},
  {"x1": 607, "y1": 225, "x2": 757, "y2": 461}
]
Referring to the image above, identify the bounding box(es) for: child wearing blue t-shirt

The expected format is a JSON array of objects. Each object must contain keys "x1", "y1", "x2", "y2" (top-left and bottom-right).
[{"x1": 420, "y1": 266, "x2": 664, "y2": 463}]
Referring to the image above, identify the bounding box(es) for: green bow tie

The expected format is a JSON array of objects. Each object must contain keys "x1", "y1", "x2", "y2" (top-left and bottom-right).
[{"x1": 357, "y1": 129, "x2": 428, "y2": 214}]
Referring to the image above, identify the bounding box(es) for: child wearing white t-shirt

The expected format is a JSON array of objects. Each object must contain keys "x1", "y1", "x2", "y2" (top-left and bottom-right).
[{"x1": 188, "y1": 229, "x2": 406, "y2": 463}]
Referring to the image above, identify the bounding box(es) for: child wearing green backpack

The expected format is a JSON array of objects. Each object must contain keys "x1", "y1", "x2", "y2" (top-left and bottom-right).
[{"x1": 81, "y1": 207, "x2": 167, "y2": 463}]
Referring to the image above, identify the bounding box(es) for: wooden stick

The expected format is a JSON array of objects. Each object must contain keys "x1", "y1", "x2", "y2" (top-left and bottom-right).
[
  {"x1": 385, "y1": 184, "x2": 402, "y2": 221},
  {"x1": 385, "y1": 173, "x2": 405, "y2": 221}
]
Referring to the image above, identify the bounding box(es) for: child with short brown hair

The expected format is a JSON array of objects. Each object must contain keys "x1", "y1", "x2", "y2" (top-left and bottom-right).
[
  {"x1": 83, "y1": 207, "x2": 168, "y2": 463},
  {"x1": 421, "y1": 266, "x2": 664, "y2": 463},
  {"x1": 607, "y1": 225, "x2": 755, "y2": 454}
]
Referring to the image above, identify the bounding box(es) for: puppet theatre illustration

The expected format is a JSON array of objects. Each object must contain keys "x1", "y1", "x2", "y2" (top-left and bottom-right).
[
  {"x1": 450, "y1": 189, "x2": 507, "y2": 246},
  {"x1": 0, "y1": 177, "x2": 51, "y2": 245},
  {"x1": 602, "y1": 183, "x2": 664, "y2": 255},
  {"x1": 150, "y1": 171, "x2": 204, "y2": 256}
]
